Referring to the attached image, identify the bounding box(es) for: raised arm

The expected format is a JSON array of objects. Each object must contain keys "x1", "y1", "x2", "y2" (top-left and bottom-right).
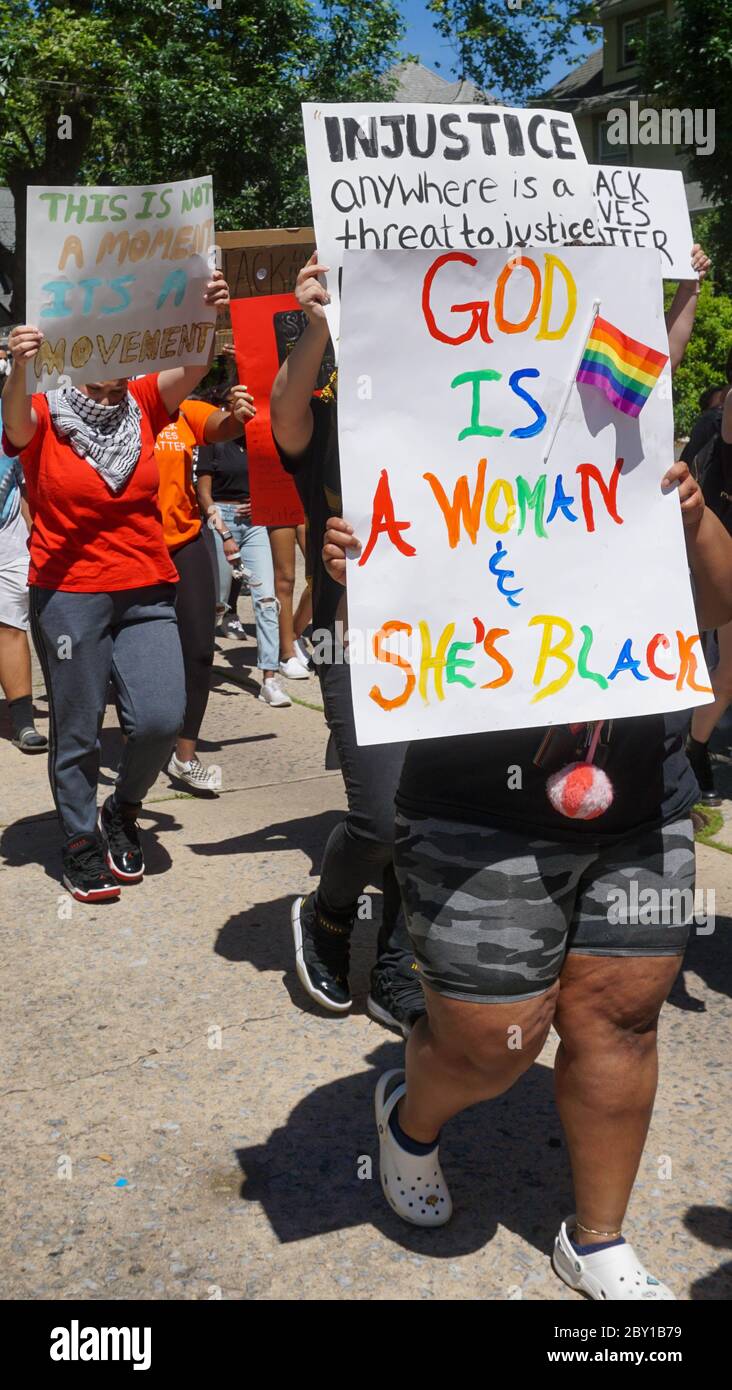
[
  {"x1": 2, "y1": 325, "x2": 42, "y2": 449},
  {"x1": 203, "y1": 384, "x2": 255, "y2": 444},
  {"x1": 157, "y1": 270, "x2": 230, "y2": 415},
  {"x1": 270, "y1": 254, "x2": 331, "y2": 457},
  {"x1": 665, "y1": 244, "x2": 710, "y2": 375}
]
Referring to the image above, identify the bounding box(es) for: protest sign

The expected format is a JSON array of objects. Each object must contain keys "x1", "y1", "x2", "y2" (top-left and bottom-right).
[
  {"x1": 26, "y1": 176, "x2": 217, "y2": 390},
  {"x1": 592, "y1": 165, "x2": 694, "y2": 279},
  {"x1": 302, "y1": 102, "x2": 598, "y2": 345},
  {"x1": 229, "y1": 293, "x2": 338, "y2": 526},
  {"x1": 219, "y1": 228, "x2": 315, "y2": 300},
  {"x1": 337, "y1": 246, "x2": 711, "y2": 746}
]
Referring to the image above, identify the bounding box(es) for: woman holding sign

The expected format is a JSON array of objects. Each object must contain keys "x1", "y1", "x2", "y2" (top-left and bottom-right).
[
  {"x1": 0, "y1": 270, "x2": 231, "y2": 903},
  {"x1": 323, "y1": 470, "x2": 732, "y2": 1301}
]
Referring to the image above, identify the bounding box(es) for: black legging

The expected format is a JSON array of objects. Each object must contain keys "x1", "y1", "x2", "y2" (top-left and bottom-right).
[{"x1": 170, "y1": 528, "x2": 216, "y2": 742}]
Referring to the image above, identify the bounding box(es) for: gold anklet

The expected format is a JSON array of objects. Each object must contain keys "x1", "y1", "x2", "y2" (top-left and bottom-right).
[{"x1": 576, "y1": 1221, "x2": 622, "y2": 1239}]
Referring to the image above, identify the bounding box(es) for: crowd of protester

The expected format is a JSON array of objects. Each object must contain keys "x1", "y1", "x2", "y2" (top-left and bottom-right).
[{"x1": 1, "y1": 235, "x2": 732, "y2": 1302}]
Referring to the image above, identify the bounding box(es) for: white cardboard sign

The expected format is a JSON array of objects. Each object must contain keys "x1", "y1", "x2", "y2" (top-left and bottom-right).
[
  {"x1": 592, "y1": 165, "x2": 695, "y2": 279},
  {"x1": 338, "y1": 246, "x2": 711, "y2": 746},
  {"x1": 303, "y1": 102, "x2": 598, "y2": 344},
  {"x1": 26, "y1": 176, "x2": 217, "y2": 390}
]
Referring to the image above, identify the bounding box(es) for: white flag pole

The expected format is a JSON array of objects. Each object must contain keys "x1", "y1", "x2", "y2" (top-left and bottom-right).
[{"x1": 541, "y1": 298, "x2": 601, "y2": 467}]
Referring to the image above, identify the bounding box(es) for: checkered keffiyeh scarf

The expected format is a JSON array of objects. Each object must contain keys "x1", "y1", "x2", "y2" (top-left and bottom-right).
[{"x1": 47, "y1": 385, "x2": 142, "y2": 493}]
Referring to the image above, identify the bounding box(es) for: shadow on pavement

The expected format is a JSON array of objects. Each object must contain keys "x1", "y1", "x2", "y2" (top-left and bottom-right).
[
  {"x1": 684, "y1": 1204, "x2": 732, "y2": 1301},
  {"x1": 668, "y1": 913, "x2": 732, "y2": 1010},
  {"x1": 234, "y1": 1040, "x2": 569, "y2": 1261},
  {"x1": 214, "y1": 889, "x2": 385, "y2": 1017},
  {"x1": 194, "y1": 810, "x2": 342, "y2": 875},
  {"x1": 0, "y1": 804, "x2": 182, "y2": 883}
]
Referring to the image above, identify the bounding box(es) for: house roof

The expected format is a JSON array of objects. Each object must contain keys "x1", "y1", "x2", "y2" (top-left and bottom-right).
[
  {"x1": 542, "y1": 47, "x2": 604, "y2": 101},
  {"x1": 388, "y1": 61, "x2": 491, "y2": 105}
]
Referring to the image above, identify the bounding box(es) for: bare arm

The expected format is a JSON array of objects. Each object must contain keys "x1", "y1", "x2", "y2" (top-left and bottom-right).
[
  {"x1": 665, "y1": 244, "x2": 710, "y2": 375},
  {"x1": 202, "y1": 385, "x2": 255, "y2": 443},
  {"x1": 2, "y1": 325, "x2": 42, "y2": 449},
  {"x1": 686, "y1": 507, "x2": 732, "y2": 629},
  {"x1": 270, "y1": 253, "x2": 331, "y2": 457},
  {"x1": 663, "y1": 460, "x2": 732, "y2": 629},
  {"x1": 157, "y1": 271, "x2": 230, "y2": 415},
  {"x1": 196, "y1": 470, "x2": 240, "y2": 567}
]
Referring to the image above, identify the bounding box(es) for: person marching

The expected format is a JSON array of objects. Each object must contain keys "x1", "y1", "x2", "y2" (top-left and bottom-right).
[
  {"x1": 270, "y1": 254, "x2": 425, "y2": 1037},
  {"x1": 0, "y1": 271, "x2": 230, "y2": 902},
  {"x1": 322, "y1": 465, "x2": 732, "y2": 1300},
  {"x1": 155, "y1": 380, "x2": 257, "y2": 792},
  {"x1": 196, "y1": 376, "x2": 291, "y2": 708}
]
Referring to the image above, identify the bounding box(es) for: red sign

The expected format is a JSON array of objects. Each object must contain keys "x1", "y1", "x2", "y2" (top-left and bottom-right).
[{"x1": 229, "y1": 294, "x2": 305, "y2": 527}]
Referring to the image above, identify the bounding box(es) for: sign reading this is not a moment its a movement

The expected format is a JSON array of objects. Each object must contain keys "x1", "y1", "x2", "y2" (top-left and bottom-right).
[
  {"x1": 26, "y1": 176, "x2": 217, "y2": 390},
  {"x1": 302, "y1": 102, "x2": 598, "y2": 342},
  {"x1": 338, "y1": 246, "x2": 711, "y2": 746}
]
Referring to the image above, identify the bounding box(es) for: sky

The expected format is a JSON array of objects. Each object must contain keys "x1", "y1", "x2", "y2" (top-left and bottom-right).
[{"x1": 397, "y1": 0, "x2": 599, "y2": 96}]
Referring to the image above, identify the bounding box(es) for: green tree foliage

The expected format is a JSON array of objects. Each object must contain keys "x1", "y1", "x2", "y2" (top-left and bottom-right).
[
  {"x1": 0, "y1": 0, "x2": 403, "y2": 315},
  {"x1": 664, "y1": 282, "x2": 732, "y2": 439},
  {"x1": 639, "y1": 0, "x2": 732, "y2": 291},
  {"x1": 426, "y1": 0, "x2": 600, "y2": 101}
]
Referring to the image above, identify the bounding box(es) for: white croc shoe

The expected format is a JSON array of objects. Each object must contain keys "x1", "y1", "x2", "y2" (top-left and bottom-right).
[
  {"x1": 374, "y1": 1069, "x2": 452, "y2": 1228},
  {"x1": 552, "y1": 1219, "x2": 676, "y2": 1300}
]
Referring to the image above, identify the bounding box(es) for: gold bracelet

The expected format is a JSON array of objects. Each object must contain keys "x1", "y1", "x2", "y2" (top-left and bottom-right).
[{"x1": 576, "y1": 1221, "x2": 623, "y2": 1239}]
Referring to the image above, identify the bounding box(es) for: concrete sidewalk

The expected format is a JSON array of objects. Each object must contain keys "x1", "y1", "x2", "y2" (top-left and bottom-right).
[{"x1": 1, "y1": 622, "x2": 730, "y2": 1301}]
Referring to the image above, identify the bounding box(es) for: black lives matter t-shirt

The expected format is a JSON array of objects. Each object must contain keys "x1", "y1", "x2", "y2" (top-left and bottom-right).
[
  {"x1": 274, "y1": 395, "x2": 344, "y2": 634},
  {"x1": 397, "y1": 711, "x2": 699, "y2": 844}
]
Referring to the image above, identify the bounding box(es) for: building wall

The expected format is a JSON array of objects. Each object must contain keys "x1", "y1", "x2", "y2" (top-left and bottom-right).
[{"x1": 602, "y1": 0, "x2": 675, "y2": 87}]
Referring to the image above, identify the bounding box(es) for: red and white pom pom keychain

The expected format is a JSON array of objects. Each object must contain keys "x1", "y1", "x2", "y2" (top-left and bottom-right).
[{"x1": 546, "y1": 720, "x2": 614, "y2": 821}]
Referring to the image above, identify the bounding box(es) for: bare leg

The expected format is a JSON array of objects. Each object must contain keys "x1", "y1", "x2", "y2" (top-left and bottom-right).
[
  {"x1": 553, "y1": 953, "x2": 681, "y2": 1245},
  {"x1": 294, "y1": 585, "x2": 312, "y2": 643},
  {"x1": 399, "y1": 979, "x2": 559, "y2": 1142},
  {"x1": 0, "y1": 623, "x2": 33, "y2": 702}
]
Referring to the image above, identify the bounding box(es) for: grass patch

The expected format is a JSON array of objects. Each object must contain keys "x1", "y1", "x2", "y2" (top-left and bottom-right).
[
  {"x1": 692, "y1": 803, "x2": 732, "y2": 853},
  {"x1": 289, "y1": 693, "x2": 324, "y2": 713}
]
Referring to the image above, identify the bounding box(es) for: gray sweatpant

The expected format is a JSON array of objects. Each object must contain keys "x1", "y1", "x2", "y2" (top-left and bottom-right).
[{"x1": 29, "y1": 584, "x2": 185, "y2": 841}]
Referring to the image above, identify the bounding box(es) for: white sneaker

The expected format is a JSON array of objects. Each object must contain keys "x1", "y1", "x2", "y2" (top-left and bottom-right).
[
  {"x1": 293, "y1": 637, "x2": 312, "y2": 669},
  {"x1": 279, "y1": 655, "x2": 310, "y2": 680},
  {"x1": 167, "y1": 753, "x2": 220, "y2": 795},
  {"x1": 259, "y1": 677, "x2": 292, "y2": 707}
]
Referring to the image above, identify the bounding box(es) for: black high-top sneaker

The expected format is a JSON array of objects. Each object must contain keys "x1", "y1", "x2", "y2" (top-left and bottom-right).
[
  {"x1": 100, "y1": 795, "x2": 144, "y2": 883},
  {"x1": 62, "y1": 835, "x2": 121, "y2": 903},
  {"x1": 368, "y1": 958, "x2": 426, "y2": 1039},
  {"x1": 686, "y1": 736, "x2": 722, "y2": 807},
  {"x1": 291, "y1": 893, "x2": 353, "y2": 1012}
]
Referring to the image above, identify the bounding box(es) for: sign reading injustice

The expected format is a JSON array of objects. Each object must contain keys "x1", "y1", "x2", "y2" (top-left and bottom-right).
[{"x1": 302, "y1": 102, "x2": 598, "y2": 343}]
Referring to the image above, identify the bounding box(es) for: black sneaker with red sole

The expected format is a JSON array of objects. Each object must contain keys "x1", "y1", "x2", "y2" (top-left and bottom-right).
[
  {"x1": 62, "y1": 835, "x2": 121, "y2": 903},
  {"x1": 99, "y1": 795, "x2": 145, "y2": 883}
]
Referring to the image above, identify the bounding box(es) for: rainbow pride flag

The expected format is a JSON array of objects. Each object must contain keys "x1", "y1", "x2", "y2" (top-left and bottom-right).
[{"x1": 576, "y1": 317, "x2": 668, "y2": 417}]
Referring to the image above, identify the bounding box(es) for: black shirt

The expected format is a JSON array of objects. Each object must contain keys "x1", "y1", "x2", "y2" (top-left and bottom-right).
[
  {"x1": 274, "y1": 396, "x2": 344, "y2": 633},
  {"x1": 681, "y1": 408, "x2": 722, "y2": 465},
  {"x1": 397, "y1": 711, "x2": 698, "y2": 844},
  {"x1": 196, "y1": 438, "x2": 249, "y2": 500}
]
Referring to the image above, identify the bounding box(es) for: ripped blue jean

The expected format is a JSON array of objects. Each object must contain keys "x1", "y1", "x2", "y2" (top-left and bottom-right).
[{"x1": 213, "y1": 507, "x2": 280, "y2": 672}]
